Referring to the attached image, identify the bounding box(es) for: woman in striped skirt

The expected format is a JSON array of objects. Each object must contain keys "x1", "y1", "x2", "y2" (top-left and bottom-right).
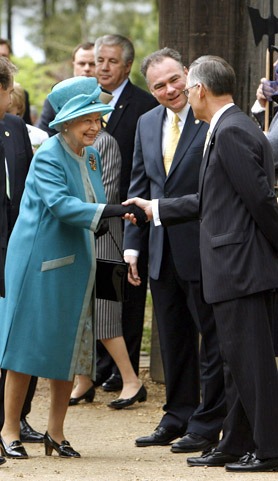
[{"x1": 70, "y1": 129, "x2": 147, "y2": 409}]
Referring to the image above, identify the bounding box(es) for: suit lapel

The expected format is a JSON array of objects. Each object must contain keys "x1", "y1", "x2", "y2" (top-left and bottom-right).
[
  {"x1": 0, "y1": 122, "x2": 15, "y2": 198},
  {"x1": 105, "y1": 80, "x2": 132, "y2": 135},
  {"x1": 152, "y1": 107, "x2": 167, "y2": 178},
  {"x1": 198, "y1": 105, "x2": 239, "y2": 199}
]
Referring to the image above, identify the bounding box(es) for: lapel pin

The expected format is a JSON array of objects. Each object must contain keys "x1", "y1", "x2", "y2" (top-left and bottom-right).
[
  {"x1": 89, "y1": 153, "x2": 97, "y2": 171},
  {"x1": 195, "y1": 119, "x2": 200, "y2": 124},
  {"x1": 5, "y1": 131, "x2": 10, "y2": 136}
]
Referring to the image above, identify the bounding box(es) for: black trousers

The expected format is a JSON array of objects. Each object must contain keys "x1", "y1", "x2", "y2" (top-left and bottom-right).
[
  {"x1": 215, "y1": 291, "x2": 278, "y2": 459},
  {"x1": 149, "y1": 235, "x2": 226, "y2": 437},
  {"x1": 0, "y1": 370, "x2": 37, "y2": 429}
]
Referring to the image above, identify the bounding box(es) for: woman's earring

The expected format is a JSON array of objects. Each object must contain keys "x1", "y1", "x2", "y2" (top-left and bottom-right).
[{"x1": 64, "y1": 128, "x2": 68, "y2": 132}]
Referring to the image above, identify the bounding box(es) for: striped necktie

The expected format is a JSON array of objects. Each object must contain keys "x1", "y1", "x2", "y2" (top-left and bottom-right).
[
  {"x1": 203, "y1": 130, "x2": 211, "y2": 155},
  {"x1": 163, "y1": 113, "x2": 181, "y2": 175},
  {"x1": 5, "y1": 159, "x2": 10, "y2": 199}
]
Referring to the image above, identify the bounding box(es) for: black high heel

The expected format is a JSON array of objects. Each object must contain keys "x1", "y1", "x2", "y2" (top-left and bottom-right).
[
  {"x1": 107, "y1": 384, "x2": 147, "y2": 410},
  {"x1": 69, "y1": 385, "x2": 95, "y2": 406},
  {"x1": 44, "y1": 432, "x2": 81, "y2": 458},
  {"x1": 0, "y1": 436, "x2": 28, "y2": 459},
  {"x1": 0, "y1": 456, "x2": 6, "y2": 465}
]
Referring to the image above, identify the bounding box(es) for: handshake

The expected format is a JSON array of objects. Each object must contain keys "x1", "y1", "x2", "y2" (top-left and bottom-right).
[{"x1": 102, "y1": 198, "x2": 153, "y2": 227}]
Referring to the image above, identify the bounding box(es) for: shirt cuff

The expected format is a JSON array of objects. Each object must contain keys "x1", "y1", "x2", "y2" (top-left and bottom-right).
[
  {"x1": 251, "y1": 100, "x2": 265, "y2": 114},
  {"x1": 124, "y1": 249, "x2": 139, "y2": 257},
  {"x1": 152, "y1": 199, "x2": 161, "y2": 226}
]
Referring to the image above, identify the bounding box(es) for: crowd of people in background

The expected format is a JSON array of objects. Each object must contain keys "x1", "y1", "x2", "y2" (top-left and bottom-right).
[{"x1": 0, "y1": 34, "x2": 277, "y2": 475}]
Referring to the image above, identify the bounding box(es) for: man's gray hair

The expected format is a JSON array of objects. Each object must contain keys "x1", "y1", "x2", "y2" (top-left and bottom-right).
[
  {"x1": 94, "y1": 34, "x2": 134, "y2": 65},
  {"x1": 188, "y1": 55, "x2": 236, "y2": 97}
]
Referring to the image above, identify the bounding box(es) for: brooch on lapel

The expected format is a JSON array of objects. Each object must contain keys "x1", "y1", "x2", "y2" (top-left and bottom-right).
[{"x1": 89, "y1": 153, "x2": 97, "y2": 171}]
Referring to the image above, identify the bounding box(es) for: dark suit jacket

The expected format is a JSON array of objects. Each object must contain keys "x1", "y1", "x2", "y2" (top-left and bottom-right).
[
  {"x1": 105, "y1": 80, "x2": 158, "y2": 202},
  {"x1": 124, "y1": 104, "x2": 208, "y2": 281},
  {"x1": 159, "y1": 105, "x2": 278, "y2": 303},
  {"x1": 37, "y1": 98, "x2": 56, "y2": 137},
  {"x1": 0, "y1": 114, "x2": 33, "y2": 233},
  {"x1": 0, "y1": 138, "x2": 7, "y2": 296},
  {"x1": 23, "y1": 90, "x2": 32, "y2": 125}
]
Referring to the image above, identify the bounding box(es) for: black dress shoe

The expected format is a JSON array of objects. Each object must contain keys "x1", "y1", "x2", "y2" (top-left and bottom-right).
[
  {"x1": 102, "y1": 374, "x2": 123, "y2": 392},
  {"x1": 135, "y1": 426, "x2": 181, "y2": 447},
  {"x1": 171, "y1": 432, "x2": 218, "y2": 453},
  {"x1": 187, "y1": 447, "x2": 239, "y2": 467},
  {"x1": 108, "y1": 385, "x2": 147, "y2": 409},
  {"x1": 94, "y1": 373, "x2": 108, "y2": 387},
  {"x1": 225, "y1": 452, "x2": 278, "y2": 472},
  {"x1": 0, "y1": 437, "x2": 28, "y2": 459},
  {"x1": 0, "y1": 456, "x2": 6, "y2": 465},
  {"x1": 20, "y1": 418, "x2": 44, "y2": 443},
  {"x1": 44, "y1": 431, "x2": 81, "y2": 458},
  {"x1": 69, "y1": 385, "x2": 95, "y2": 406}
]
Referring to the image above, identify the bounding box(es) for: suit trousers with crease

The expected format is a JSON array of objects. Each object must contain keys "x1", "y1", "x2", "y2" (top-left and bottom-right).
[
  {"x1": 150, "y1": 234, "x2": 226, "y2": 437},
  {"x1": 214, "y1": 290, "x2": 278, "y2": 459}
]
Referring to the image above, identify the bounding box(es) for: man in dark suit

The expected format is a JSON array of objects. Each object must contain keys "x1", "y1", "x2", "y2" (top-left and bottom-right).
[
  {"x1": 0, "y1": 109, "x2": 43, "y2": 442},
  {"x1": 94, "y1": 34, "x2": 158, "y2": 390},
  {"x1": 0, "y1": 135, "x2": 7, "y2": 467},
  {"x1": 123, "y1": 48, "x2": 225, "y2": 452},
  {"x1": 0, "y1": 136, "x2": 6, "y2": 297},
  {"x1": 125, "y1": 55, "x2": 278, "y2": 472}
]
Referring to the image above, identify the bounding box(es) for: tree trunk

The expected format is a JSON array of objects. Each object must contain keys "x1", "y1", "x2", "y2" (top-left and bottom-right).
[
  {"x1": 158, "y1": 0, "x2": 272, "y2": 114},
  {"x1": 6, "y1": 0, "x2": 12, "y2": 42}
]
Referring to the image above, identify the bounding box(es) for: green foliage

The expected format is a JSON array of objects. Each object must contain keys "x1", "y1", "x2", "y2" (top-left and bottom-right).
[
  {"x1": 6, "y1": 0, "x2": 159, "y2": 113},
  {"x1": 141, "y1": 289, "x2": 153, "y2": 355},
  {"x1": 129, "y1": 5, "x2": 159, "y2": 90},
  {"x1": 11, "y1": 55, "x2": 55, "y2": 114}
]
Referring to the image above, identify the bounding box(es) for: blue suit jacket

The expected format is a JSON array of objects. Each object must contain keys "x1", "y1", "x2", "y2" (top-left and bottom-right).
[{"x1": 124, "y1": 104, "x2": 208, "y2": 281}]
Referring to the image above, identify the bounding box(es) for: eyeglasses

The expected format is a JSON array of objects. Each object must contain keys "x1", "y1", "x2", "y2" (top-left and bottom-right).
[{"x1": 184, "y1": 84, "x2": 198, "y2": 97}]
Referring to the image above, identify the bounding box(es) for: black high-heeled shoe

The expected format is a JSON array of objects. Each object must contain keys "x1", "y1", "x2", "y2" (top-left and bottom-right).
[
  {"x1": 69, "y1": 385, "x2": 95, "y2": 406},
  {"x1": 0, "y1": 456, "x2": 6, "y2": 465},
  {"x1": 0, "y1": 436, "x2": 28, "y2": 459},
  {"x1": 107, "y1": 384, "x2": 147, "y2": 410},
  {"x1": 44, "y1": 432, "x2": 81, "y2": 458}
]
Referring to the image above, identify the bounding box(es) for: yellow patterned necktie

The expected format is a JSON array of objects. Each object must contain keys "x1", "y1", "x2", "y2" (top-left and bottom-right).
[{"x1": 163, "y1": 113, "x2": 181, "y2": 175}]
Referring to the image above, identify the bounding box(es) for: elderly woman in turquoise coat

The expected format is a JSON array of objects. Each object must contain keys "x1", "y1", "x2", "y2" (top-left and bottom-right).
[{"x1": 0, "y1": 76, "x2": 145, "y2": 461}]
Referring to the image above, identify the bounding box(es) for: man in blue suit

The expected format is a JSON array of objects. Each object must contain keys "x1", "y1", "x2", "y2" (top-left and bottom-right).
[{"x1": 124, "y1": 48, "x2": 225, "y2": 452}]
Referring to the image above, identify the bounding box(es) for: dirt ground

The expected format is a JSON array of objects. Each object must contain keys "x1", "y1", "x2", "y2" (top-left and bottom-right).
[{"x1": 1, "y1": 368, "x2": 277, "y2": 481}]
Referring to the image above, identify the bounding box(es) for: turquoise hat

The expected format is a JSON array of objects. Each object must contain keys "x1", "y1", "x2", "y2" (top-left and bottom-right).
[{"x1": 48, "y1": 76, "x2": 114, "y2": 131}]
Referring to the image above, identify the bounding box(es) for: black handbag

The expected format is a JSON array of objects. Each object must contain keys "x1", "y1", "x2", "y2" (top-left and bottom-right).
[{"x1": 96, "y1": 229, "x2": 129, "y2": 302}]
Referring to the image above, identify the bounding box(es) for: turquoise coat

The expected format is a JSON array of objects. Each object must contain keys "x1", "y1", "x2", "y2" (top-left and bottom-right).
[{"x1": 0, "y1": 134, "x2": 106, "y2": 381}]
